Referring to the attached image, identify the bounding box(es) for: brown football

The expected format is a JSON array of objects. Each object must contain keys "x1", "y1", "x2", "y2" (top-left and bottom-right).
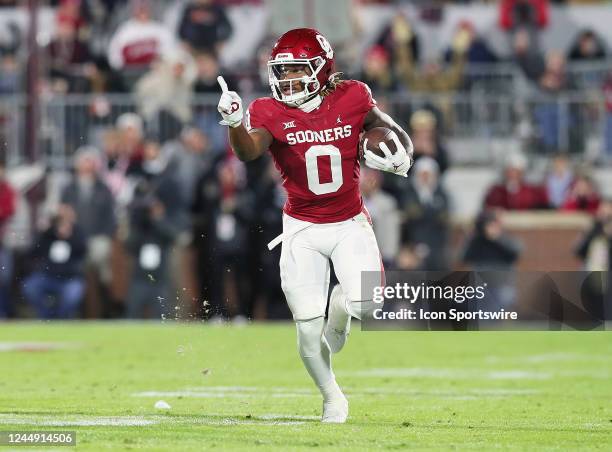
[{"x1": 360, "y1": 127, "x2": 397, "y2": 159}]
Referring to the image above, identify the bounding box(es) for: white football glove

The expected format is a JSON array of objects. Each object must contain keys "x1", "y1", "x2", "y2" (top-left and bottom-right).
[
  {"x1": 217, "y1": 76, "x2": 243, "y2": 128},
  {"x1": 363, "y1": 130, "x2": 413, "y2": 177}
]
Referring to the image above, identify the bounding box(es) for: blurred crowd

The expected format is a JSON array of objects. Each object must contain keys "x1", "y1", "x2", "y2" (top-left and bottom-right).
[
  {"x1": 1, "y1": 0, "x2": 611, "y2": 155},
  {"x1": 0, "y1": 0, "x2": 611, "y2": 320},
  {"x1": 0, "y1": 115, "x2": 289, "y2": 321}
]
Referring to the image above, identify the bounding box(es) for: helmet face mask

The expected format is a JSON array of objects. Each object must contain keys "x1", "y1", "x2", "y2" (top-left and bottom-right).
[
  {"x1": 268, "y1": 57, "x2": 324, "y2": 106},
  {"x1": 267, "y1": 29, "x2": 334, "y2": 107}
]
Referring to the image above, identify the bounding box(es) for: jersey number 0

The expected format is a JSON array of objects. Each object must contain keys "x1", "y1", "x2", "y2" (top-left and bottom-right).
[{"x1": 305, "y1": 145, "x2": 343, "y2": 195}]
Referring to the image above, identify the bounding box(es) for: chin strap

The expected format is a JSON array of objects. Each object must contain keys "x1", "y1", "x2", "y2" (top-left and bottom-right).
[{"x1": 299, "y1": 95, "x2": 322, "y2": 113}]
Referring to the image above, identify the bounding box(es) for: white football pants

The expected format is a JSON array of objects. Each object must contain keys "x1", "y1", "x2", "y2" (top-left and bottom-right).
[{"x1": 279, "y1": 209, "x2": 384, "y2": 321}]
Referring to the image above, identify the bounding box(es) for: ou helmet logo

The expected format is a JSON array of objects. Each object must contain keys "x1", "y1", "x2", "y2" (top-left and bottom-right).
[{"x1": 316, "y1": 34, "x2": 334, "y2": 59}]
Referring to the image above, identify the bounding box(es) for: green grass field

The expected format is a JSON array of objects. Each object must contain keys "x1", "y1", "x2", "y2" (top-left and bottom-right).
[{"x1": 0, "y1": 322, "x2": 611, "y2": 450}]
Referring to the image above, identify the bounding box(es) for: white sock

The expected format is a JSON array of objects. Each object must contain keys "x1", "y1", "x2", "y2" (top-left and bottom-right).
[
  {"x1": 320, "y1": 378, "x2": 344, "y2": 403},
  {"x1": 296, "y1": 317, "x2": 344, "y2": 402}
]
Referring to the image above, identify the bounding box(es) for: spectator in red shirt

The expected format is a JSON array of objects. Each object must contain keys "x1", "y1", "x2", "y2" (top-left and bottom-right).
[
  {"x1": 0, "y1": 163, "x2": 16, "y2": 318},
  {"x1": 56, "y1": 0, "x2": 87, "y2": 32},
  {"x1": 107, "y1": 0, "x2": 174, "y2": 75},
  {"x1": 0, "y1": 163, "x2": 15, "y2": 233},
  {"x1": 561, "y1": 173, "x2": 601, "y2": 215},
  {"x1": 499, "y1": 0, "x2": 549, "y2": 31},
  {"x1": 484, "y1": 153, "x2": 548, "y2": 210}
]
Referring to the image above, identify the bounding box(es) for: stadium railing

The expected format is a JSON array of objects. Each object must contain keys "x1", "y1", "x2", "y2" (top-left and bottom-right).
[
  {"x1": 462, "y1": 60, "x2": 612, "y2": 94},
  {"x1": 0, "y1": 86, "x2": 610, "y2": 168}
]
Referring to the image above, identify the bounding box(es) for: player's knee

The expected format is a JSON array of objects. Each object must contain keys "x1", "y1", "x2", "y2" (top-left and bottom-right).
[
  {"x1": 296, "y1": 317, "x2": 324, "y2": 358},
  {"x1": 283, "y1": 284, "x2": 327, "y2": 321}
]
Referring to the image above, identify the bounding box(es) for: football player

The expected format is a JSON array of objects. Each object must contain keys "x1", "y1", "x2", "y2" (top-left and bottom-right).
[{"x1": 217, "y1": 28, "x2": 413, "y2": 423}]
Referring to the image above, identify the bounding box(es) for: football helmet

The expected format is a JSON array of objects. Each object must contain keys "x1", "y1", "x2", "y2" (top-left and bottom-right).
[{"x1": 267, "y1": 28, "x2": 335, "y2": 107}]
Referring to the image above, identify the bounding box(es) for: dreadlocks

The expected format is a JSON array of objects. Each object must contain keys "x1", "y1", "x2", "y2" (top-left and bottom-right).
[{"x1": 320, "y1": 72, "x2": 344, "y2": 98}]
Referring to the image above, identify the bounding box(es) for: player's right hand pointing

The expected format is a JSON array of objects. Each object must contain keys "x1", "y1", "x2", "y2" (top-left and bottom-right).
[{"x1": 217, "y1": 76, "x2": 244, "y2": 128}]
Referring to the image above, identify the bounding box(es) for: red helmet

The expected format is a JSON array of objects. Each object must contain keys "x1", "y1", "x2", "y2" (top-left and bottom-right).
[{"x1": 267, "y1": 28, "x2": 335, "y2": 107}]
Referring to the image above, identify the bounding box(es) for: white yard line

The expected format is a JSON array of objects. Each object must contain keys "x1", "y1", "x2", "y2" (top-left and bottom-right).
[
  {"x1": 485, "y1": 353, "x2": 610, "y2": 364},
  {"x1": 132, "y1": 391, "x2": 314, "y2": 398},
  {"x1": 486, "y1": 370, "x2": 552, "y2": 380},
  {"x1": 0, "y1": 415, "x2": 157, "y2": 427},
  {"x1": 0, "y1": 413, "x2": 309, "y2": 427},
  {"x1": 183, "y1": 386, "x2": 315, "y2": 394},
  {"x1": 131, "y1": 385, "x2": 539, "y2": 400},
  {"x1": 342, "y1": 368, "x2": 473, "y2": 378},
  {"x1": 342, "y1": 367, "x2": 610, "y2": 380}
]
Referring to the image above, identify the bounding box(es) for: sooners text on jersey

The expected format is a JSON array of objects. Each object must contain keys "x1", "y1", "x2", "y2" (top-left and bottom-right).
[{"x1": 247, "y1": 80, "x2": 376, "y2": 223}]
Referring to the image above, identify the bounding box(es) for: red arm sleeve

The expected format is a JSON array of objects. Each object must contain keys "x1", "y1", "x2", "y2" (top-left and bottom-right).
[{"x1": 0, "y1": 183, "x2": 16, "y2": 224}]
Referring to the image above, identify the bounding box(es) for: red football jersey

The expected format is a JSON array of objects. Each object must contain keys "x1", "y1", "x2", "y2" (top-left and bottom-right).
[{"x1": 247, "y1": 80, "x2": 376, "y2": 223}]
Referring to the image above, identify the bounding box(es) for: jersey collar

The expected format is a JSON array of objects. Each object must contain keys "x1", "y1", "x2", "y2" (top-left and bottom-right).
[{"x1": 298, "y1": 95, "x2": 322, "y2": 113}]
